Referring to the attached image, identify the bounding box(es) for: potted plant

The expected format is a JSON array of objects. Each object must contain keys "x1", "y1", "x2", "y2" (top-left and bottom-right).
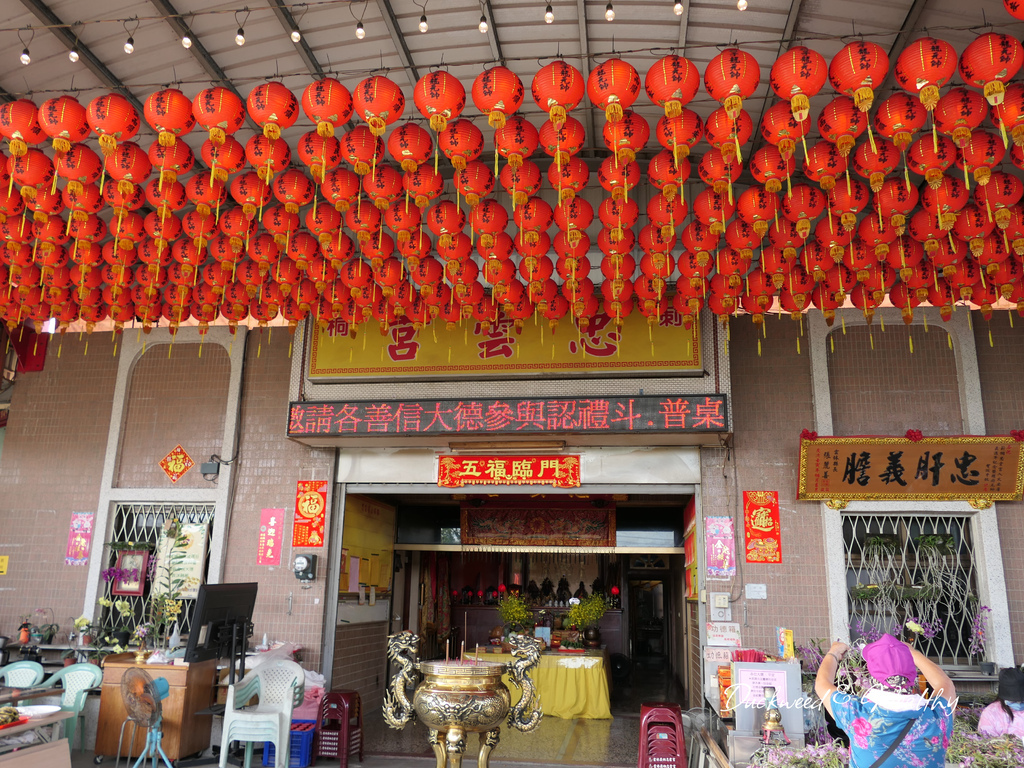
[
  {"x1": 32, "y1": 608, "x2": 60, "y2": 644},
  {"x1": 565, "y1": 594, "x2": 608, "y2": 647},
  {"x1": 496, "y1": 591, "x2": 533, "y2": 646}
]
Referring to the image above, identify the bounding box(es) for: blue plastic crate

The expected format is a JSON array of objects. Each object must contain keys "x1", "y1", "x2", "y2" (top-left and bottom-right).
[{"x1": 262, "y1": 719, "x2": 316, "y2": 768}]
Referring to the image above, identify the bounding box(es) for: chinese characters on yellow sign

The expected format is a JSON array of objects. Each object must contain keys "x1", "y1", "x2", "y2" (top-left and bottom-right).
[
  {"x1": 159, "y1": 445, "x2": 194, "y2": 483},
  {"x1": 438, "y1": 455, "x2": 581, "y2": 488},
  {"x1": 309, "y1": 311, "x2": 701, "y2": 381},
  {"x1": 798, "y1": 436, "x2": 1024, "y2": 501}
]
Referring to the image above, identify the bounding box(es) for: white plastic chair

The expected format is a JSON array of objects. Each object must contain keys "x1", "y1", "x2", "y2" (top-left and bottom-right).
[
  {"x1": 39, "y1": 663, "x2": 103, "y2": 753},
  {"x1": 219, "y1": 659, "x2": 305, "y2": 768}
]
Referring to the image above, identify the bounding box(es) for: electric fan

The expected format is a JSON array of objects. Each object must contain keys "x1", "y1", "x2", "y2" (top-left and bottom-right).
[{"x1": 120, "y1": 667, "x2": 173, "y2": 768}]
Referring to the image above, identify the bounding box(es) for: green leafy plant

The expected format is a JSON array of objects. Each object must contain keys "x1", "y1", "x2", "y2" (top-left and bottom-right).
[
  {"x1": 497, "y1": 591, "x2": 533, "y2": 634},
  {"x1": 147, "y1": 519, "x2": 194, "y2": 649},
  {"x1": 917, "y1": 533, "x2": 954, "y2": 554},
  {"x1": 565, "y1": 594, "x2": 608, "y2": 629}
]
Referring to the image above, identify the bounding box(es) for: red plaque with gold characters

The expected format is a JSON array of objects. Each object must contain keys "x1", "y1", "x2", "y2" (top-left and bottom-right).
[
  {"x1": 438, "y1": 455, "x2": 581, "y2": 488},
  {"x1": 743, "y1": 491, "x2": 782, "y2": 563},
  {"x1": 293, "y1": 480, "x2": 327, "y2": 547},
  {"x1": 159, "y1": 445, "x2": 194, "y2": 483}
]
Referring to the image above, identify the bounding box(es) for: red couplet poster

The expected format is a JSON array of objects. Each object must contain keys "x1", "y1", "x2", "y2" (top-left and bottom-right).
[
  {"x1": 743, "y1": 491, "x2": 782, "y2": 563},
  {"x1": 293, "y1": 480, "x2": 328, "y2": 547},
  {"x1": 257, "y1": 508, "x2": 284, "y2": 566}
]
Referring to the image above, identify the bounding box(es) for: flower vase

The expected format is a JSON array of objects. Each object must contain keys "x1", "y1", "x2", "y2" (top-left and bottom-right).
[{"x1": 584, "y1": 627, "x2": 601, "y2": 648}]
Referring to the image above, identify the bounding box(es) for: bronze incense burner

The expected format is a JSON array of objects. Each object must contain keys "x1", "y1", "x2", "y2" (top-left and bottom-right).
[{"x1": 383, "y1": 632, "x2": 542, "y2": 768}]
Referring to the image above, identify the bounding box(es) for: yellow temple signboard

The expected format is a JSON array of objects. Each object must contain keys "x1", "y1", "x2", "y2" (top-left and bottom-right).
[{"x1": 308, "y1": 310, "x2": 701, "y2": 381}]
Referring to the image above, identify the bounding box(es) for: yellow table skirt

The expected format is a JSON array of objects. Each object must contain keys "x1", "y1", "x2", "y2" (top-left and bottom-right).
[{"x1": 463, "y1": 651, "x2": 611, "y2": 719}]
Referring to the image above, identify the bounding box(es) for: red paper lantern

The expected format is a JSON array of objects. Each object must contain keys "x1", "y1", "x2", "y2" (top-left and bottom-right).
[
  {"x1": 704, "y1": 48, "x2": 760, "y2": 119},
  {"x1": 692, "y1": 188, "x2": 735, "y2": 235},
  {"x1": 499, "y1": 160, "x2": 542, "y2": 206},
  {"x1": 587, "y1": 58, "x2": 641, "y2": 124},
  {"x1": 495, "y1": 116, "x2": 539, "y2": 168},
  {"x1": 273, "y1": 168, "x2": 316, "y2": 213},
  {"x1": 802, "y1": 140, "x2": 848, "y2": 191},
  {"x1": 648, "y1": 149, "x2": 690, "y2": 200},
  {"x1": 698, "y1": 148, "x2": 741, "y2": 196},
  {"x1": 736, "y1": 184, "x2": 778, "y2": 238},
  {"x1": 471, "y1": 66, "x2": 524, "y2": 129},
  {"x1": 817, "y1": 96, "x2": 866, "y2": 156},
  {"x1": 193, "y1": 87, "x2": 245, "y2": 147},
  {"x1": 144, "y1": 88, "x2": 195, "y2": 147},
  {"x1": 828, "y1": 177, "x2": 870, "y2": 230},
  {"x1": 655, "y1": 110, "x2": 703, "y2": 161},
  {"x1": 554, "y1": 197, "x2": 594, "y2": 243},
  {"x1": 105, "y1": 141, "x2": 152, "y2": 196},
  {"x1": 353, "y1": 75, "x2": 406, "y2": 136},
  {"x1": 760, "y1": 100, "x2": 807, "y2": 161},
  {"x1": 438, "y1": 119, "x2": 484, "y2": 171},
  {"x1": 230, "y1": 171, "x2": 272, "y2": 219},
  {"x1": 894, "y1": 37, "x2": 957, "y2": 112},
  {"x1": 749, "y1": 146, "x2": 793, "y2": 195},
  {"x1": 853, "y1": 138, "x2": 900, "y2": 192},
  {"x1": 934, "y1": 88, "x2": 988, "y2": 148},
  {"x1": 873, "y1": 93, "x2": 925, "y2": 151},
  {"x1": 991, "y1": 83, "x2": 1024, "y2": 148},
  {"x1": 0, "y1": 99, "x2": 45, "y2": 158},
  {"x1": 539, "y1": 116, "x2": 586, "y2": 169},
  {"x1": 301, "y1": 77, "x2": 353, "y2": 139},
  {"x1": 37, "y1": 96, "x2": 90, "y2": 154},
  {"x1": 201, "y1": 135, "x2": 246, "y2": 184},
  {"x1": 532, "y1": 60, "x2": 586, "y2": 127},
  {"x1": 340, "y1": 125, "x2": 385, "y2": 176},
  {"x1": 56, "y1": 143, "x2": 102, "y2": 194},
  {"x1": 975, "y1": 171, "x2": 1024, "y2": 228},
  {"x1": 346, "y1": 202, "x2": 383, "y2": 245},
  {"x1": 403, "y1": 165, "x2": 444, "y2": 209},
  {"x1": 597, "y1": 157, "x2": 641, "y2": 201},
  {"x1": 602, "y1": 109, "x2": 650, "y2": 164},
  {"x1": 414, "y1": 71, "x2": 466, "y2": 133},
  {"x1": 321, "y1": 168, "x2": 361, "y2": 212},
  {"x1": 705, "y1": 107, "x2": 753, "y2": 165},
  {"x1": 245, "y1": 135, "x2": 291, "y2": 182},
  {"x1": 362, "y1": 163, "x2": 403, "y2": 209},
  {"x1": 908, "y1": 134, "x2": 957, "y2": 188},
  {"x1": 771, "y1": 46, "x2": 828, "y2": 122},
  {"x1": 959, "y1": 33, "x2": 1024, "y2": 106},
  {"x1": 958, "y1": 129, "x2": 1005, "y2": 186},
  {"x1": 148, "y1": 138, "x2": 195, "y2": 187},
  {"x1": 454, "y1": 160, "x2": 495, "y2": 207},
  {"x1": 645, "y1": 54, "x2": 700, "y2": 118},
  {"x1": 86, "y1": 94, "x2": 140, "y2": 157},
  {"x1": 829, "y1": 41, "x2": 889, "y2": 112},
  {"x1": 296, "y1": 131, "x2": 341, "y2": 183},
  {"x1": 547, "y1": 156, "x2": 589, "y2": 202},
  {"x1": 386, "y1": 122, "x2": 432, "y2": 172}
]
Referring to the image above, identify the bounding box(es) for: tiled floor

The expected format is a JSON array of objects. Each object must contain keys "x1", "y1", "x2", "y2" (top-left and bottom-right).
[{"x1": 68, "y1": 661, "x2": 687, "y2": 768}]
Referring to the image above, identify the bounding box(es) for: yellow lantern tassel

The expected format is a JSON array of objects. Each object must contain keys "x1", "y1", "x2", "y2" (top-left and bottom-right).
[
  {"x1": 880, "y1": 314, "x2": 885, "y2": 332},
  {"x1": 841, "y1": 314, "x2": 846, "y2": 334},
  {"x1": 830, "y1": 334, "x2": 834, "y2": 354},
  {"x1": 869, "y1": 330, "x2": 874, "y2": 350},
  {"x1": 988, "y1": 327, "x2": 993, "y2": 347},
  {"x1": 923, "y1": 314, "x2": 928, "y2": 332}
]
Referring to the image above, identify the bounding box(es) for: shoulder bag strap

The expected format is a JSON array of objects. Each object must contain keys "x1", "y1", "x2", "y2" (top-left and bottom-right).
[{"x1": 866, "y1": 718, "x2": 915, "y2": 768}]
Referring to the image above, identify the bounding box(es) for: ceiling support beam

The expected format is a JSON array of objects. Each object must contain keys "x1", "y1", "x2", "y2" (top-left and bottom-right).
[
  {"x1": 267, "y1": 0, "x2": 325, "y2": 78},
  {"x1": 375, "y1": 0, "x2": 420, "y2": 84},
  {"x1": 677, "y1": 1, "x2": 689, "y2": 50},
  {"x1": 878, "y1": 0, "x2": 931, "y2": 96},
  {"x1": 575, "y1": 0, "x2": 597, "y2": 153},
  {"x1": 481, "y1": 0, "x2": 505, "y2": 66},
  {"x1": 18, "y1": 0, "x2": 144, "y2": 115},
  {"x1": 148, "y1": 0, "x2": 261, "y2": 133}
]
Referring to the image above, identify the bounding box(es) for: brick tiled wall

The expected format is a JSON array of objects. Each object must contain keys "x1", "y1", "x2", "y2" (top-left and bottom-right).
[
  {"x1": 331, "y1": 621, "x2": 389, "y2": 714},
  {"x1": 973, "y1": 314, "x2": 1024, "y2": 662},
  {"x1": 827, "y1": 324, "x2": 963, "y2": 435},
  {"x1": 222, "y1": 338, "x2": 336, "y2": 672},
  {"x1": 116, "y1": 345, "x2": 231, "y2": 488},
  {"x1": 0, "y1": 334, "x2": 118, "y2": 632},
  {"x1": 701, "y1": 319, "x2": 829, "y2": 651}
]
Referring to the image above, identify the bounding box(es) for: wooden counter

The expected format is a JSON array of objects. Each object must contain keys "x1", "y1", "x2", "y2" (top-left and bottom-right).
[{"x1": 94, "y1": 653, "x2": 217, "y2": 760}]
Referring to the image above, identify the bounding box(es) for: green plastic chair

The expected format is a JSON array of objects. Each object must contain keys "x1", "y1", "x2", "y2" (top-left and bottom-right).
[
  {"x1": 38, "y1": 663, "x2": 103, "y2": 753},
  {"x1": 0, "y1": 660, "x2": 45, "y2": 688}
]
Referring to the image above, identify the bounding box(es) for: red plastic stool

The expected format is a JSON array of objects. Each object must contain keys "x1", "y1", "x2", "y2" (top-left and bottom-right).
[
  {"x1": 639, "y1": 702, "x2": 687, "y2": 768},
  {"x1": 315, "y1": 690, "x2": 364, "y2": 768}
]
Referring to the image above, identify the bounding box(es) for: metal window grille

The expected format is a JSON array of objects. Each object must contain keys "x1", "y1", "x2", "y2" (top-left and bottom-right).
[
  {"x1": 101, "y1": 503, "x2": 215, "y2": 636},
  {"x1": 843, "y1": 513, "x2": 980, "y2": 666}
]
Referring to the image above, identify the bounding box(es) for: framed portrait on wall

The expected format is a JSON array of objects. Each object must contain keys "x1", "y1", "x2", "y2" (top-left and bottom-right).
[{"x1": 111, "y1": 551, "x2": 149, "y2": 596}]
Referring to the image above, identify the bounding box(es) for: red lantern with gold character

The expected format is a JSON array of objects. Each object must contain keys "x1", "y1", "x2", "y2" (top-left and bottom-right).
[
  {"x1": 829, "y1": 41, "x2": 889, "y2": 112},
  {"x1": 853, "y1": 138, "x2": 900, "y2": 192},
  {"x1": 438, "y1": 119, "x2": 484, "y2": 171},
  {"x1": 895, "y1": 37, "x2": 957, "y2": 112},
  {"x1": 587, "y1": 58, "x2": 641, "y2": 124},
  {"x1": 495, "y1": 116, "x2": 539, "y2": 169},
  {"x1": 648, "y1": 150, "x2": 690, "y2": 200},
  {"x1": 340, "y1": 125, "x2": 384, "y2": 176},
  {"x1": 646, "y1": 54, "x2": 700, "y2": 118},
  {"x1": 750, "y1": 145, "x2": 793, "y2": 195},
  {"x1": 760, "y1": 100, "x2": 808, "y2": 162},
  {"x1": 386, "y1": 122, "x2": 432, "y2": 172},
  {"x1": 802, "y1": 140, "x2": 847, "y2": 191},
  {"x1": 301, "y1": 77, "x2": 353, "y2": 139},
  {"x1": 656, "y1": 110, "x2": 703, "y2": 162},
  {"x1": 539, "y1": 116, "x2": 586, "y2": 169},
  {"x1": 817, "y1": 96, "x2": 865, "y2": 156},
  {"x1": 770, "y1": 46, "x2": 828, "y2": 122},
  {"x1": 959, "y1": 33, "x2": 1024, "y2": 106},
  {"x1": 934, "y1": 88, "x2": 988, "y2": 148},
  {"x1": 414, "y1": 71, "x2": 466, "y2": 133},
  {"x1": 704, "y1": 48, "x2": 760, "y2": 120},
  {"x1": 472, "y1": 66, "x2": 524, "y2": 129},
  {"x1": 144, "y1": 88, "x2": 195, "y2": 147},
  {"x1": 296, "y1": 131, "x2": 341, "y2": 183},
  {"x1": 873, "y1": 93, "x2": 925, "y2": 151},
  {"x1": 992, "y1": 83, "x2": 1024, "y2": 148},
  {"x1": 0, "y1": 100, "x2": 45, "y2": 158},
  {"x1": 547, "y1": 156, "x2": 590, "y2": 202},
  {"x1": 353, "y1": 75, "x2": 406, "y2": 137},
  {"x1": 247, "y1": 82, "x2": 299, "y2": 140},
  {"x1": 704, "y1": 107, "x2": 752, "y2": 165},
  {"x1": 603, "y1": 109, "x2": 650, "y2": 164},
  {"x1": 908, "y1": 134, "x2": 956, "y2": 188},
  {"x1": 86, "y1": 93, "x2": 140, "y2": 157},
  {"x1": 37, "y1": 96, "x2": 90, "y2": 155},
  {"x1": 532, "y1": 60, "x2": 586, "y2": 127}
]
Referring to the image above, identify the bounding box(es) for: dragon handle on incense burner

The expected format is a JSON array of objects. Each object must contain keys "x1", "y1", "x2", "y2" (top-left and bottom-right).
[
  {"x1": 506, "y1": 633, "x2": 542, "y2": 732},
  {"x1": 383, "y1": 631, "x2": 420, "y2": 728}
]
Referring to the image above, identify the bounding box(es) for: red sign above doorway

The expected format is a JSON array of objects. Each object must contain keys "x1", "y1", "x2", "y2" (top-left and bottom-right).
[{"x1": 438, "y1": 455, "x2": 581, "y2": 489}]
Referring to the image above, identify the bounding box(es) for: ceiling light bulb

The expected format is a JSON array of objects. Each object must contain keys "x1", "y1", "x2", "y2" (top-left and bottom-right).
[
  {"x1": 181, "y1": 34, "x2": 192, "y2": 49},
  {"x1": 68, "y1": 48, "x2": 79, "y2": 63},
  {"x1": 355, "y1": 21, "x2": 365, "y2": 39},
  {"x1": 673, "y1": 1, "x2": 684, "y2": 13},
  {"x1": 479, "y1": 15, "x2": 488, "y2": 33},
  {"x1": 544, "y1": 4, "x2": 554, "y2": 22},
  {"x1": 605, "y1": 2, "x2": 615, "y2": 21},
  {"x1": 418, "y1": 14, "x2": 428, "y2": 32},
  {"x1": 290, "y1": 29, "x2": 301, "y2": 43},
  {"x1": 20, "y1": 48, "x2": 30, "y2": 66},
  {"x1": 235, "y1": 27, "x2": 246, "y2": 45},
  {"x1": 124, "y1": 37, "x2": 134, "y2": 54},
  {"x1": 737, "y1": 0, "x2": 747, "y2": 8}
]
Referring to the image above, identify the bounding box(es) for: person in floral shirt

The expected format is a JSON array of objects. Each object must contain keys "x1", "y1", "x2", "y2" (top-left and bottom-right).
[{"x1": 815, "y1": 634, "x2": 956, "y2": 768}]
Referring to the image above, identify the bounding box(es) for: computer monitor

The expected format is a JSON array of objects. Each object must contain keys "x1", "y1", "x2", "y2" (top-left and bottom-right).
[{"x1": 184, "y1": 582, "x2": 258, "y2": 664}]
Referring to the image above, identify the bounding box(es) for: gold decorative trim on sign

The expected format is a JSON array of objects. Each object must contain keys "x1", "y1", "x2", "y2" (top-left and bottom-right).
[{"x1": 797, "y1": 436, "x2": 1024, "y2": 502}]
